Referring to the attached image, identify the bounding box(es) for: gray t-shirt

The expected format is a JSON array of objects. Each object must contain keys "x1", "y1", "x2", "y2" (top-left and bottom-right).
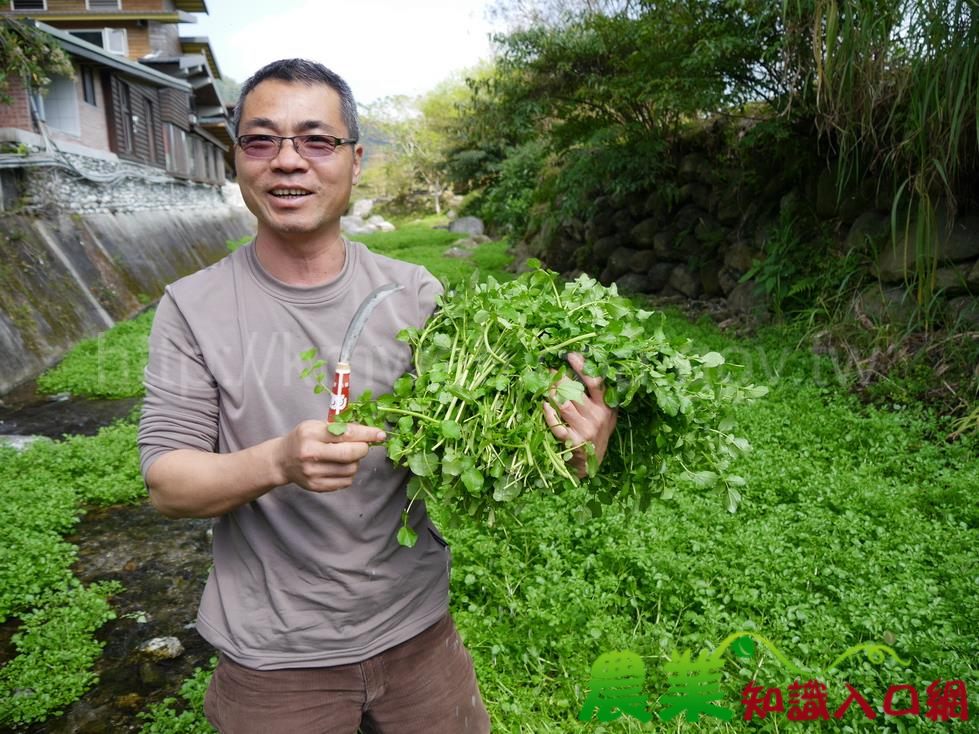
[{"x1": 138, "y1": 240, "x2": 451, "y2": 670}]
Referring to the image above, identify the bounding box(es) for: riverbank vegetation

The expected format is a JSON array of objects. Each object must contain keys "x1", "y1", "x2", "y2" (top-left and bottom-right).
[
  {"x1": 372, "y1": 0, "x2": 979, "y2": 434},
  {"x1": 0, "y1": 418, "x2": 143, "y2": 726},
  {"x1": 3, "y1": 226, "x2": 973, "y2": 731}
]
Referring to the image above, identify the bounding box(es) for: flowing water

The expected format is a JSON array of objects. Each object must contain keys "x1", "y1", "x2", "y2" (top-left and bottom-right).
[{"x1": 0, "y1": 388, "x2": 215, "y2": 734}]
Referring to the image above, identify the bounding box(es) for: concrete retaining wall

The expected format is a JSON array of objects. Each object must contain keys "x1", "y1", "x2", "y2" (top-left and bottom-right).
[{"x1": 0, "y1": 205, "x2": 255, "y2": 394}]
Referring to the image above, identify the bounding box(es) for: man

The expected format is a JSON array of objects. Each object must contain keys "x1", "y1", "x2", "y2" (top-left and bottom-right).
[{"x1": 138, "y1": 58, "x2": 615, "y2": 733}]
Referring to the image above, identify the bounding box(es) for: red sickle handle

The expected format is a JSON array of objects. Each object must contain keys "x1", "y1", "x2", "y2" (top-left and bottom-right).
[{"x1": 327, "y1": 362, "x2": 351, "y2": 422}]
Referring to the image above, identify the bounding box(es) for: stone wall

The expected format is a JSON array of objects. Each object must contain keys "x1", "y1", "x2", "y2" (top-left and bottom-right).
[
  {"x1": 22, "y1": 156, "x2": 228, "y2": 213},
  {"x1": 529, "y1": 144, "x2": 979, "y2": 323}
]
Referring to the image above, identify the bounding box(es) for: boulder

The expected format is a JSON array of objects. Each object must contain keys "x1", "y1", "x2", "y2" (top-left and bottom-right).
[
  {"x1": 606, "y1": 247, "x2": 639, "y2": 280},
  {"x1": 876, "y1": 212, "x2": 979, "y2": 281},
  {"x1": 448, "y1": 216, "x2": 485, "y2": 236},
  {"x1": 669, "y1": 264, "x2": 702, "y2": 299},
  {"x1": 366, "y1": 214, "x2": 395, "y2": 231},
  {"x1": 350, "y1": 199, "x2": 374, "y2": 218},
  {"x1": 471, "y1": 234, "x2": 492, "y2": 244},
  {"x1": 718, "y1": 265, "x2": 742, "y2": 295},
  {"x1": 714, "y1": 185, "x2": 745, "y2": 225},
  {"x1": 700, "y1": 260, "x2": 723, "y2": 297},
  {"x1": 443, "y1": 246, "x2": 473, "y2": 259},
  {"x1": 138, "y1": 636, "x2": 184, "y2": 661},
  {"x1": 815, "y1": 167, "x2": 870, "y2": 220},
  {"x1": 655, "y1": 233, "x2": 698, "y2": 260},
  {"x1": 630, "y1": 218, "x2": 659, "y2": 249},
  {"x1": 628, "y1": 249, "x2": 657, "y2": 274},
  {"x1": 679, "y1": 153, "x2": 711, "y2": 183},
  {"x1": 946, "y1": 295, "x2": 979, "y2": 329},
  {"x1": 851, "y1": 285, "x2": 915, "y2": 324},
  {"x1": 845, "y1": 210, "x2": 890, "y2": 252},
  {"x1": 545, "y1": 238, "x2": 581, "y2": 267},
  {"x1": 643, "y1": 191, "x2": 670, "y2": 220},
  {"x1": 727, "y1": 281, "x2": 766, "y2": 314},
  {"x1": 673, "y1": 204, "x2": 705, "y2": 232},
  {"x1": 615, "y1": 273, "x2": 652, "y2": 294},
  {"x1": 934, "y1": 263, "x2": 973, "y2": 296},
  {"x1": 679, "y1": 183, "x2": 711, "y2": 209},
  {"x1": 652, "y1": 230, "x2": 676, "y2": 258},
  {"x1": 340, "y1": 215, "x2": 374, "y2": 235},
  {"x1": 942, "y1": 214, "x2": 979, "y2": 261},
  {"x1": 694, "y1": 214, "x2": 726, "y2": 246},
  {"x1": 454, "y1": 238, "x2": 479, "y2": 250},
  {"x1": 723, "y1": 240, "x2": 755, "y2": 273},
  {"x1": 592, "y1": 233, "x2": 629, "y2": 263},
  {"x1": 647, "y1": 262, "x2": 674, "y2": 291},
  {"x1": 611, "y1": 208, "x2": 635, "y2": 234},
  {"x1": 969, "y1": 258, "x2": 979, "y2": 290}
]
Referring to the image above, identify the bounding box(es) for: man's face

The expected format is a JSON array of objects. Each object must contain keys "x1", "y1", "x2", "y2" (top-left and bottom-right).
[{"x1": 235, "y1": 79, "x2": 362, "y2": 244}]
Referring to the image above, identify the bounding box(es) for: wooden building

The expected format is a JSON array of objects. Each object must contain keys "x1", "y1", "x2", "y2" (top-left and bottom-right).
[{"x1": 1, "y1": 0, "x2": 233, "y2": 181}]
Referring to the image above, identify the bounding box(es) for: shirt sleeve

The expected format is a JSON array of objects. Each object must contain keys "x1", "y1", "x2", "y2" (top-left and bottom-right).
[
  {"x1": 416, "y1": 267, "x2": 444, "y2": 327},
  {"x1": 137, "y1": 289, "x2": 220, "y2": 478}
]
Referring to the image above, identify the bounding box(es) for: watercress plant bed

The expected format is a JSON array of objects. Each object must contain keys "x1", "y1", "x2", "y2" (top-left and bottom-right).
[{"x1": 304, "y1": 263, "x2": 767, "y2": 545}]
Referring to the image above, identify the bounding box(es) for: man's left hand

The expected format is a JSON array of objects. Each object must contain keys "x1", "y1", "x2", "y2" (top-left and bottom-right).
[{"x1": 542, "y1": 352, "x2": 618, "y2": 479}]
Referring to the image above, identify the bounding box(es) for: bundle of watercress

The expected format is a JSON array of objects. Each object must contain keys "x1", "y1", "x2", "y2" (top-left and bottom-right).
[{"x1": 313, "y1": 263, "x2": 766, "y2": 546}]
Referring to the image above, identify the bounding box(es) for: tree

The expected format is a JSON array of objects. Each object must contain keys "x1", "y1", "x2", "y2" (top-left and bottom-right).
[
  {"x1": 0, "y1": 18, "x2": 73, "y2": 105},
  {"x1": 360, "y1": 75, "x2": 474, "y2": 214}
]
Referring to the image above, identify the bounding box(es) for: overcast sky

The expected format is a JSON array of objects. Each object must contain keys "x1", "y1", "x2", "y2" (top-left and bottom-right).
[{"x1": 179, "y1": 0, "x2": 501, "y2": 105}]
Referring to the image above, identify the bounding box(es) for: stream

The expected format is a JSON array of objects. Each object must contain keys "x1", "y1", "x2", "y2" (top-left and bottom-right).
[{"x1": 0, "y1": 387, "x2": 215, "y2": 734}]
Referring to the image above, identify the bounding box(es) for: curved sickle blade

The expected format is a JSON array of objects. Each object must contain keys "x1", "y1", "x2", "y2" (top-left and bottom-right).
[{"x1": 338, "y1": 282, "x2": 404, "y2": 365}]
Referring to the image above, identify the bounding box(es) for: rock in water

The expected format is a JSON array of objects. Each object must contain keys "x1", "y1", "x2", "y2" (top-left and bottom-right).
[{"x1": 138, "y1": 636, "x2": 184, "y2": 661}]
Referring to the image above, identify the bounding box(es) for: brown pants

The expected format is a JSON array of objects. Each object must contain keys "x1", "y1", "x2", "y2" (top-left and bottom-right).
[{"x1": 203, "y1": 614, "x2": 491, "y2": 733}]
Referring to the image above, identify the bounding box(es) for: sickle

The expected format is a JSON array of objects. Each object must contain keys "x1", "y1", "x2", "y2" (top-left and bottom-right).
[{"x1": 327, "y1": 283, "x2": 404, "y2": 421}]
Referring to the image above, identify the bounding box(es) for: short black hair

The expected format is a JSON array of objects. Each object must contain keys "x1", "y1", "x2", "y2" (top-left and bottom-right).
[{"x1": 232, "y1": 58, "x2": 359, "y2": 140}]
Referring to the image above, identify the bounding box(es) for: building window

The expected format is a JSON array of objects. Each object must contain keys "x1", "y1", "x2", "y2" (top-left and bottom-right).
[
  {"x1": 10, "y1": 1, "x2": 47, "y2": 10},
  {"x1": 39, "y1": 74, "x2": 81, "y2": 137},
  {"x1": 86, "y1": 0, "x2": 121, "y2": 8},
  {"x1": 145, "y1": 98, "x2": 158, "y2": 163},
  {"x1": 164, "y1": 123, "x2": 190, "y2": 176},
  {"x1": 119, "y1": 83, "x2": 134, "y2": 152},
  {"x1": 213, "y1": 147, "x2": 224, "y2": 182},
  {"x1": 67, "y1": 28, "x2": 128, "y2": 56},
  {"x1": 81, "y1": 67, "x2": 97, "y2": 106}
]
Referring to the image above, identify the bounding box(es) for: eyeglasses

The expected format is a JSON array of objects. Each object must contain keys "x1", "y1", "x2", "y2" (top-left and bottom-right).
[{"x1": 236, "y1": 134, "x2": 358, "y2": 159}]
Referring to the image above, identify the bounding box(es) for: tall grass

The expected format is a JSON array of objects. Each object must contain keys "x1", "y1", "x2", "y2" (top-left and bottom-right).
[{"x1": 784, "y1": 0, "x2": 979, "y2": 307}]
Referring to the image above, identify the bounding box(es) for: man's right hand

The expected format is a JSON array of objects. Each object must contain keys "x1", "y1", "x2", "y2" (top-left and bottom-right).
[{"x1": 276, "y1": 421, "x2": 387, "y2": 493}]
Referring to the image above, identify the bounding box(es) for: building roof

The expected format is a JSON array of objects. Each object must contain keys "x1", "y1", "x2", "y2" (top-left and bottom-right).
[
  {"x1": 179, "y1": 37, "x2": 222, "y2": 80},
  {"x1": 6, "y1": 10, "x2": 200, "y2": 24},
  {"x1": 174, "y1": 0, "x2": 209, "y2": 12},
  {"x1": 32, "y1": 21, "x2": 192, "y2": 92}
]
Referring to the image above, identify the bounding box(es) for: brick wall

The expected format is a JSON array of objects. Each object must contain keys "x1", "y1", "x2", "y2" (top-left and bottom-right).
[
  {"x1": 0, "y1": 76, "x2": 33, "y2": 131},
  {"x1": 76, "y1": 69, "x2": 111, "y2": 150}
]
